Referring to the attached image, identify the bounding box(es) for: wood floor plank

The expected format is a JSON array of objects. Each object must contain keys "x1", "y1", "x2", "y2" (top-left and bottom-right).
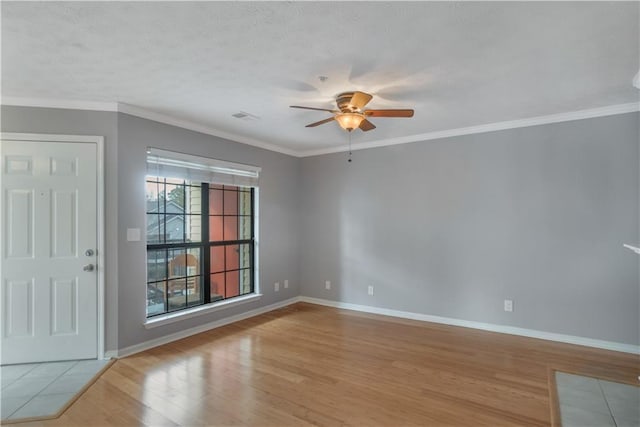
[{"x1": 6, "y1": 302, "x2": 638, "y2": 426}]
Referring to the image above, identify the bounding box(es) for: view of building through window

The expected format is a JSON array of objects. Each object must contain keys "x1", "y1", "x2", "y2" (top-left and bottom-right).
[{"x1": 145, "y1": 177, "x2": 254, "y2": 317}]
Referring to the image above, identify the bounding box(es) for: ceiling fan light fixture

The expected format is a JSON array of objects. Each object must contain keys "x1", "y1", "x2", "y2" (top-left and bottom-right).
[
  {"x1": 291, "y1": 91, "x2": 414, "y2": 132},
  {"x1": 335, "y1": 112, "x2": 365, "y2": 131}
]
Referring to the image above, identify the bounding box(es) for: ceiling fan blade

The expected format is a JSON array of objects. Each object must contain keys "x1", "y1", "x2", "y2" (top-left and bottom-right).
[
  {"x1": 305, "y1": 117, "x2": 336, "y2": 128},
  {"x1": 359, "y1": 119, "x2": 376, "y2": 131},
  {"x1": 364, "y1": 109, "x2": 414, "y2": 118},
  {"x1": 290, "y1": 105, "x2": 338, "y2": 113},
  {"x1": 349, "y1": 91, "x2": 373, "y2": 110}
]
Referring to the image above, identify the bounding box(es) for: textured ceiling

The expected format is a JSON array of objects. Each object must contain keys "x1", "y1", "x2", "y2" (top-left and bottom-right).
[{"x1": 2, "y1": 2, "x2": 639, "y2": 154}]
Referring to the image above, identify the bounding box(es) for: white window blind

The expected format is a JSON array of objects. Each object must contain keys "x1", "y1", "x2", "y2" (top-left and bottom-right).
[{"x1": 146, "y1": 148, "x2": 260, "y2": 187}]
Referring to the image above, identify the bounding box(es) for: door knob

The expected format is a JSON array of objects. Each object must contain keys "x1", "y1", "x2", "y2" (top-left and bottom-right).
[
  {"x1": 85, "y1": 249, "x2": 95, "y2": 256},
  {"x1": 83, "y1": 264, "x2": 95, "y2": 272}
]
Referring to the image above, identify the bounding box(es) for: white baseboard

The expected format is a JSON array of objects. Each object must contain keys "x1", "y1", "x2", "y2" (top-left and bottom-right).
[
  {"x1": 103, "y1": 350, "x2": 118, "y2": 360},
  {"x1": 108, "y1": 295, "x2": 638, "y2": 358},
  {"x1": 299, "y1": 296, "x2": 640, "y2": 355},
  {"x1": 113, "y1": 297, "x2": 301, "y2": 358}
]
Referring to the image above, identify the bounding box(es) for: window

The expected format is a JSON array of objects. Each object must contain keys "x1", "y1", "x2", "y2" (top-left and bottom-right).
[{"x1": 145, "y1": 149, "x2": 259, "y2": 318}]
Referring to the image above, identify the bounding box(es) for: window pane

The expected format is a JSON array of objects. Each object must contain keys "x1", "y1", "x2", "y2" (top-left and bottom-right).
[
  {"x1": 168, "y1": 277, "x2": 187, "y2": 299},
  {"x1": 219, "y1": 244, "x2": 251, "y2": 270},
  {"x1": 209, "y1": 188, "x2": 223, "y2": 215},
  {"x1": 184, "y1": 185, "x2": 202, "y2": 243},
  {"x1": 147, "y1": 249, "x2": 167, "y2": 281},
  {"x1": 166, "y1": 215, "x2": 184, "y2": 242},
  {"x1": 239, "y1": 216, "x2": 251, "y2": 240},
  {"x1": 211, "y1": 273, "x2": 225, "y2": 300},
  {"x1": 146, "y1": 181, "x2": 162, "y2": 213},
  {"x1": 185, "y1": 214, "x2": 201, "y2": 243},
  {"x1": 238, "y1": 191, "x2": 251, "y2": 216},
  {"x1": 168, "y1": 248, "x2": 200, "y2": 277},
  {"x1": 185, "y1": 185, "x2": 201, "y2": 215},
  {"x1": 224, "y1": 216, "x2": 238, "y2": 240},
  {"x1": 167, "y1": 248, "x2": 186, "y2": 276},
  {"x1": 226, "y1": 244, "x2": 239, "y2": 270},
  {"x1": 146, "y1": 214, "x2": 163, "y2": 244},
  {"x1": 223, "y1": 190, "x2": 238, "y2": 215},
  {"x1": 187, "y1": 276, "x2": 203, "y2": 307},
  {"x1": 147, "y1": 282, "x2": 167, "y2": 317},
  {"x1": 165, "y1": 183, "x2": 185, "y2": 215},
  {"x1": 238, "y1": 243, "x2": 251, "y2": 269},
  {"x1": 226, "y1": 270, "x2": 240, "y2": 298},
  {"x1": 159, "y1": 181, "x2": 169, "y2": 213},
  {"x1": 165, "y1": 177, "x2": 185, "y2": 185},
  {"x1": 209, "y1": 216, "x2": 223, "y2": 241},
  {"x1": 146, "y1": 179, "x2": 167, "y2": 214},
  {"x1": 240, "y1": 269, "x2": 251, "y2": 295},
  {"x1": 145, "y1": 174, "x2": 254, "y2": 317},
  {"x1": 210, "y1": 246, "x2": 225, "y2": 273},
  {"x1": 186, "y1": 247, "x2": 201, "y2": 276},
  {"x1": 168, "y1": 285, "x2": 187, "y2": 311}
]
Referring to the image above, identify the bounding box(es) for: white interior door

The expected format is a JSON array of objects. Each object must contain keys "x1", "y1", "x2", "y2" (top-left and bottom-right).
[{"x1": 1, "y1": 138, "x2": 98, "y2": 364}]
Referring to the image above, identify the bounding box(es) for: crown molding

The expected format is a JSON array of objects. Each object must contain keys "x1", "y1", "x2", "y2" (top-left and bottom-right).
[
  {"x1": 0, "y1": 96, "x2": 299, "y2": 157},
  {"x1": 2, "y1": 96, "x2": 638, "y2": 158},
  {"x1": 116, "y1": 103, "x2": 299, "y2": 157},
  {"x1": 301, "y1": 102, "x2": 640, "y2": 157},
  {"x1": 1, "y1": 96, "x2": 118, "y2": 112}
]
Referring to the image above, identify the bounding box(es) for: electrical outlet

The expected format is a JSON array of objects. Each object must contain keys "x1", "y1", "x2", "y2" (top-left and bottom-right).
[
  {"x1": 368, "y1": 285, "x2": 374, "y2": 296},
  {"x1": 504, "y1": 299, "x2": 513, "y2": 312},
  {"x1": 325, "y1": 280, "x2": 331, "y2": 290},
  {"x1": 274, "y1": 282, "x2": 280, "y2": 292},
  {"x1": 284, "y1": 279, "x2": 289, "y2": 289}
]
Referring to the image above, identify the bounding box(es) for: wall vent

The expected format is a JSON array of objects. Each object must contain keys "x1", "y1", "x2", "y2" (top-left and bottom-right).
[{"x1": 232, "y1": 111, "x2": 260, "y2": 121}]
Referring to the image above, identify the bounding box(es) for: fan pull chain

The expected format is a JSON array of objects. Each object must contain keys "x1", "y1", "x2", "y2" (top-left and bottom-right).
[{"x1": 348, "y1": 132, "x2": 353, "y2": 163}]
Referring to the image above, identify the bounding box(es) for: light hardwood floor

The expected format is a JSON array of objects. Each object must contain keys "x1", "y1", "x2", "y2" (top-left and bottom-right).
[{"x1": 8, "y1": 302, "x2": 639, "y2": 426}]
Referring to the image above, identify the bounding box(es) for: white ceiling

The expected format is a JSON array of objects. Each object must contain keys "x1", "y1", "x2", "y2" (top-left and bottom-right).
[{"x1": 2, "y1": 2, "x2": 639, "y2": 155}]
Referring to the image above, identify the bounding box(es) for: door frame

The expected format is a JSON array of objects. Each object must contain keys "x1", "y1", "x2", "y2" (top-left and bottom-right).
[{"x1": 0, "y1": 132, "x2": 106, "y2": 360}]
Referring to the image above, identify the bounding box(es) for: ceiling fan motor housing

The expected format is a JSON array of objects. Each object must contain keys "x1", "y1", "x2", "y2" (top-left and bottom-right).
[{"x1": 336, "y1": 92, "x2": 358, "y2": 112}]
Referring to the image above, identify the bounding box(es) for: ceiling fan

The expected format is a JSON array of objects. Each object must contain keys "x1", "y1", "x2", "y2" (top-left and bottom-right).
[{"x1": 290, "y1": 91, "x2": 414, "y2": 132}]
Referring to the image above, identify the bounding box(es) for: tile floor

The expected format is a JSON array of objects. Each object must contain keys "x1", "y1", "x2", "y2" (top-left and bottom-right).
[
  {"x1": 556, "y1": 371, "x2": 640, "y2": 427},
  {"x1": 1, "y1": 359, "x2": 110, "y2": 421}
]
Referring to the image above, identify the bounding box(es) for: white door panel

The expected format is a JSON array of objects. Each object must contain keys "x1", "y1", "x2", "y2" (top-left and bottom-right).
[
  {"x1": 5, "y1": 279, "x2": 34, "y2": 337},
  {"x1": 1, "y1": 140, "x2": 98, "y2": 364}
]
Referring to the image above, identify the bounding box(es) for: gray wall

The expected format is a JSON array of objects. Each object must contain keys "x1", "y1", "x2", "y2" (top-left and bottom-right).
[
  {"x1": 116, "y1": 113, "x2": 300, "y2": 349},
  {"x1": 0, "y1": 106, "x2": 300, "y2": 352},
  {"x1": 1, "y1": 106, "x2": 120, "y2": 352},
  {"x1": 300, "y1": 112, "x2": 640, "y2": 346},
  {"x1": 2, "y1": 105, "x2": 638, "y2": 350}
]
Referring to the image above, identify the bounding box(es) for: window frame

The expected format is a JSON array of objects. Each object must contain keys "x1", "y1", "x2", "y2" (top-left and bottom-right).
[{"x1": 145, "y1": 178, "x2": 256, "y2": 318}]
